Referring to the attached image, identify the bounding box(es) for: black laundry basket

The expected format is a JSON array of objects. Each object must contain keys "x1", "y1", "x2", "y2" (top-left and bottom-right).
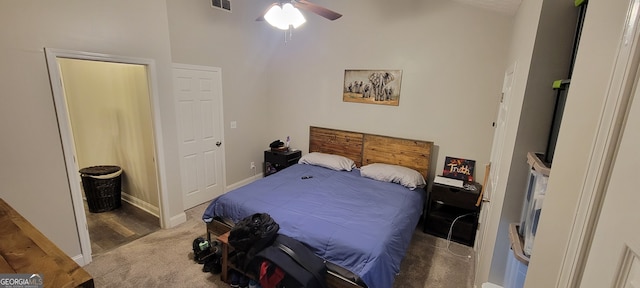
[{"x1": 79, "y1": 165, "x2": 123, "y2": 213}]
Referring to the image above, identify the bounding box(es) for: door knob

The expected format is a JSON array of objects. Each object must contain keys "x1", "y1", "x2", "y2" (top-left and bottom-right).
[{"x1": 216, "y1": 141, "x2": 222, "y2": 147}]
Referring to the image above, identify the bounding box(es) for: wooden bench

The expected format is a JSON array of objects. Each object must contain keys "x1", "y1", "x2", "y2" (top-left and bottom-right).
[
  {"x1": 217, "y1": 231, "x2": 232, "y2": 283},
  {"x1": 0, "y1": 198, "x2": 94, "y2": 288},
  {"x1": 217, "y1": 231, "x2": 257, "y2": 284}
]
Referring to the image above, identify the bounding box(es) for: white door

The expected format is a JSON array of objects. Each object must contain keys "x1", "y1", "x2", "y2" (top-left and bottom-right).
[
  {"x1": 173, "y1": 65, "x2": 225, "y2": 209},
  {"x1": 475, "y1": 63, "x2": 516, "y2": 282},
  {"x1": 577, "y1": 70, "x2": 640, "y2": 287},
  {"x1": 488, "y1": 63, "x2": 515, "y2": 201}
]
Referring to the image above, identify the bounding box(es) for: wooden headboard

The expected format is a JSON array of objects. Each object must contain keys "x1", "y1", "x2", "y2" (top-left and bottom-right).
[{"x1": 309, "y1": 126, "x2": 433, "y2": 180}]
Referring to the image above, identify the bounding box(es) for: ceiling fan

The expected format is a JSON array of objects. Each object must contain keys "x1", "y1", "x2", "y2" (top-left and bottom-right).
[{"x1": 257, "y1": 0, "x2": 342, "y2": 30}]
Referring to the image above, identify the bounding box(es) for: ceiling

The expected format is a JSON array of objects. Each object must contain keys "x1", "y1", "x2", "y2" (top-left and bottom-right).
[{"x1": 452, "y1": 0, "x2": 523, "y2": 15}]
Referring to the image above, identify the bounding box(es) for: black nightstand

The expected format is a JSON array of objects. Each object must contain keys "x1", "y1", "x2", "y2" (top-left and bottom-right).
[
  {"x1": 423, "y1": 182, "x2": 482, "y2": 246},
  {"x1": 264, "y1": 149, "x2": 302, "y2": 176}
]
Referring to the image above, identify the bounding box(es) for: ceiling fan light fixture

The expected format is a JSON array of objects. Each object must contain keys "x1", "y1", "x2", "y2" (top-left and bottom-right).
[
  {"x1": 283, "y1": 3, "x2": 306, "y2": 28},
  {"x1": 264, "y1": 3, "x2": 306, "y2": 30}
]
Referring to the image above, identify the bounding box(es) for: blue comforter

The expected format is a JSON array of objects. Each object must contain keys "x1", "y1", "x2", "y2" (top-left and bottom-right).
[{"x1": 203, "y1": 164, "x2": 425, "y2": 288}]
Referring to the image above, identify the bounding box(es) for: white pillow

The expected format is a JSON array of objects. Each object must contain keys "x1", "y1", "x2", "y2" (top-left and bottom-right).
[
  {"x1": 360, "y1": 163, "x2": 426, "y2": 190},
  {"x1": 298, "y1": 152, "x2": 356, "y2": 171}
]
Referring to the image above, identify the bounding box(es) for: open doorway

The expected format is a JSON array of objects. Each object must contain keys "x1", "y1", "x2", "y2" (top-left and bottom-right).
[
  {"x1": 58, "y1": 58, "x2": 161, "y2": 256},
  {"x1": 45, "y1": 49, "x2": 168, "y2": 265}
]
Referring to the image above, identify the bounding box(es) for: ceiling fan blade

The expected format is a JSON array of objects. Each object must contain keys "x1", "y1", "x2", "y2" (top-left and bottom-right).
[
  {"x1": 294, "y1": 0, "x2": 342, "y2": 21},
  {"x1": 256, "y1": 3, "x2": 278, "y2": 21}
]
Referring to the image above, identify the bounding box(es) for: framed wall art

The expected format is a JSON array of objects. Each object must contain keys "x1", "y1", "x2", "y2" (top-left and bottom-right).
[
  {"x1": 442, "y1": 156, "x2": 476, "y2": 182},
  {"x1": 343, "y1": 69, "x2": 402, "y2": 106}
]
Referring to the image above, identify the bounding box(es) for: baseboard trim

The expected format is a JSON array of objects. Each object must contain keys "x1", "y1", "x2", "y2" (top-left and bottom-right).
[
  {"x1": 168, "y1": 212, "x2": 187, "y2": 228},
  {"x1": 72, "y1": 254, "x2": 86, "y2": 266},
  {"x1": 121, "y1": 192, "x2": 160, "y2": 217},
  {"x1": 226, "y1": 173, "x2": 263, "y2": 192}
]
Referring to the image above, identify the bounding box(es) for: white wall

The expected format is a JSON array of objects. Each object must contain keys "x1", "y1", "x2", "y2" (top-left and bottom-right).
[
  {"x1": 525, "y1": 0, "x2": 632, "y2": 286},
  {"x1": 166, "y1": 0, "x2": 276, "y2": 185},
  {"x1": 265, "y1": 0, "x2": 513, "y2": 183},
  {"x1": 0, "y1": 0, "x2": 182, "y2": 256},
  {"x1": 166, "y1": 0, "x2": 511, "y2": 184}
]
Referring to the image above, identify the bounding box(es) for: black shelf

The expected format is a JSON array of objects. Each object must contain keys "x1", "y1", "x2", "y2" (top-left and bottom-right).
[
  {"x1": 423, "y1": 182, "x2": 481, "y2": 246},
  {"x1": 264, "y1": 149, "x2": 301, "y2": 176},
  {"x1": 227, "y1": 250, "x2": 257, "y2": 280}
]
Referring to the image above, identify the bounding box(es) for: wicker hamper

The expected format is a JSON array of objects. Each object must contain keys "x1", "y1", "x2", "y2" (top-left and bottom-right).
[{"x1": 79, "y1": 165, "x2": 123, "y2": 213}]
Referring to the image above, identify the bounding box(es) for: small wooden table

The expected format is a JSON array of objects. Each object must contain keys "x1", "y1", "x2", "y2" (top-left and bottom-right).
[
  {"x1": 217, "y1": 231, "x2": 257, "y2": 284},
  {"x1": 217, "y1": 231, "x2": 231, "y2": 283},
  {"x1": 0, "y1": 198, "x2": 94, "y2": 288}
]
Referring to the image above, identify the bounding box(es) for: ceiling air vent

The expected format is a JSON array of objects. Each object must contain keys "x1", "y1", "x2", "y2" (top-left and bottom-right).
[{"x1": 211, "y1": 0, "x2": 231, "y2": 12}]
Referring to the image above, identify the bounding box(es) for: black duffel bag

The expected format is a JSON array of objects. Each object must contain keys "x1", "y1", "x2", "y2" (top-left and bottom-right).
[
  {"x1": 256, "y1": 234, "x2": 327, "y2": 288},
  {"x1": 228, "y1": 213, "x2": 279, "y2": 271}
]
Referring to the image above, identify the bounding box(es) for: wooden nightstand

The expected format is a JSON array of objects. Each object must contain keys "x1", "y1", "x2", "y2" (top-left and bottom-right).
[
  {"x1": 423, "y1": 182, "x2": 482, "y2": 246},
  {"x1": 264, "y1": 149, "x2": 301, "y2": 176}
]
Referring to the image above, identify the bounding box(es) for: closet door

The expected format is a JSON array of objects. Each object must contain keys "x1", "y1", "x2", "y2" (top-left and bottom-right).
[{"x1": 174, "y1": 64, "x2": 225, "y2": 209}]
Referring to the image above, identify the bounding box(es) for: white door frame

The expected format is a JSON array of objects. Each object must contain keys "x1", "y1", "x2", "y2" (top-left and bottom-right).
[
  {"x1": 44, "y1": 48, "x2": 171, "y2": 266},
  {"x1": 557, "y1": 0, "x2": 640, "y2": 285}
]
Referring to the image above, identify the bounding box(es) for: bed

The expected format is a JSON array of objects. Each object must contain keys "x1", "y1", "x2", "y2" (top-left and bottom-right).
[{"x1": 203, "y1": 126, "x2": 434, "y2": 288}]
